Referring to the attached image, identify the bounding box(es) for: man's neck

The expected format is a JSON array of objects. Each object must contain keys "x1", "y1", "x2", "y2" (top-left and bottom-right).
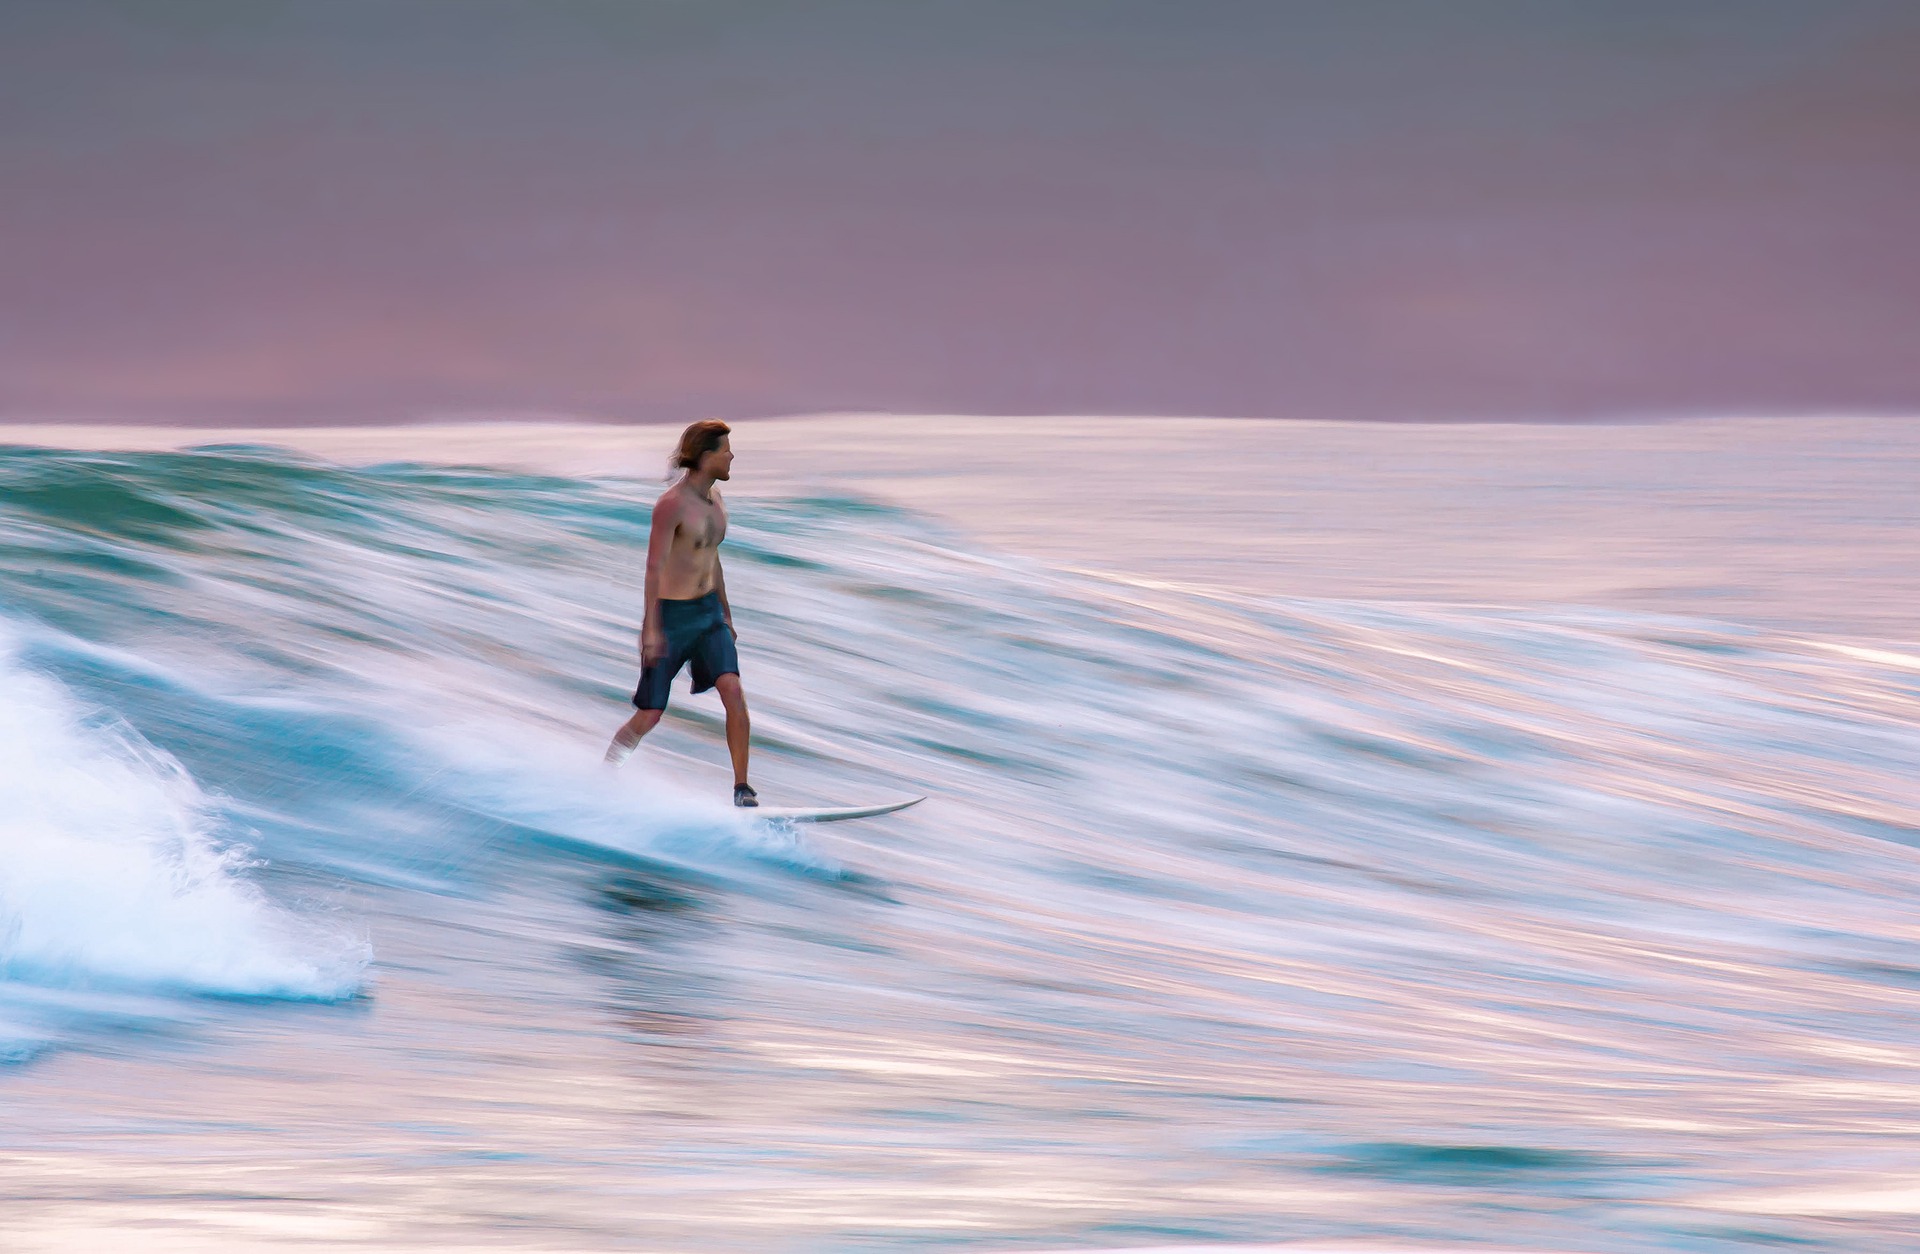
[{"x1": 683, "y1": 471, "x2": 717, "y2": 501}]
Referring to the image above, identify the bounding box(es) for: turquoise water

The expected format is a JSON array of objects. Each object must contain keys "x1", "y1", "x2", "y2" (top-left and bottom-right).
[{"x1": 2, "y1": 439, "x2": 1919, "y2": 1251}]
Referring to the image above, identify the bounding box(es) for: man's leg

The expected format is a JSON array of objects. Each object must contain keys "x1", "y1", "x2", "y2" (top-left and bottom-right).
[
  {"x1": 605, "y1": 707, "x2": 663, "y2": 765},
  {"x1": 712, "y1": 673, "x2": 751, "y2": 788}
]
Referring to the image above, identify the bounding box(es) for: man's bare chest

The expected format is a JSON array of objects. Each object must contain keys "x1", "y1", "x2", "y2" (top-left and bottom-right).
[{"x1": 681, "y1": 500, "x2": 727, "y2": 552}]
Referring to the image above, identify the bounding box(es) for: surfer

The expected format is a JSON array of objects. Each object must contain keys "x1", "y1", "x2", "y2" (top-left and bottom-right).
[{"x1": 604, "y1": 419, "x2": 757, "y2": 807}]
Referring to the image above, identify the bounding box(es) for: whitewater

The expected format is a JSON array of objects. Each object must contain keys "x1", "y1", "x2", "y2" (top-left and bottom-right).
[{"x1": 1, "y1": 416, "x2": 1917, "y2": 1253}]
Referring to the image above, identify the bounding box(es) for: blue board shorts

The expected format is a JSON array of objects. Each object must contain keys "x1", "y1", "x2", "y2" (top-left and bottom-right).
[{"x1": 632, "y1": 591, "x2": 739, "y2": 710}]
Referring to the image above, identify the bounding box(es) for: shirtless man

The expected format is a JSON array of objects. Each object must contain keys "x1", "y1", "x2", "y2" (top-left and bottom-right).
[{"x1": 604, "y1": 419, "x2": 756, "y2": 806}]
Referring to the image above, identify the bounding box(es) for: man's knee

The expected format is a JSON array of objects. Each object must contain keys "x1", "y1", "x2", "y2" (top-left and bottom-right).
[
  {"x1": 713, "y1": 673, "x2": 747, "y2": 709},
  {"x1": 625, "y1": 708, "x2": 664, "y2": 735}
]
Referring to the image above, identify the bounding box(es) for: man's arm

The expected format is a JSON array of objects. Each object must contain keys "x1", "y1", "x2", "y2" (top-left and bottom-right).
[{"x1": 641, "y1": 494, "x2": 678, "y2": 663}]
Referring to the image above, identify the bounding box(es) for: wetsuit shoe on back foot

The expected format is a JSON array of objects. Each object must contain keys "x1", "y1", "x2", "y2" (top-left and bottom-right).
[{"x1": 733, "y1": 783, "x2": 759, "y2": 808}]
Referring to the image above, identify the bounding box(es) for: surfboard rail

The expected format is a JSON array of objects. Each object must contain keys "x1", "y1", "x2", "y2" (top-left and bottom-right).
[{"x1": 752, "y1": 796, "x2": 926, "y2": 823}]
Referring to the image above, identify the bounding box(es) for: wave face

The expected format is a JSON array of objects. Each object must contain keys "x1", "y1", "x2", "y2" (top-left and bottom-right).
[{"x1": 3, "y1": 441, "x2": 1919, "y2": 1249}]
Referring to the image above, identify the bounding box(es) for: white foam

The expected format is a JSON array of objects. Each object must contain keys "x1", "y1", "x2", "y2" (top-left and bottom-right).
[
  {"x1": 0, "y1": 639, "x2": 367, "y2": 1005},
  {"x1": 410, "y1": 726, "x2": 846, "y2": 879}
]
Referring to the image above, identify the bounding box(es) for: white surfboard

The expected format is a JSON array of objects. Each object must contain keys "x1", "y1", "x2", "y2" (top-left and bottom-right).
[{"x1": 752, "y1": 796, "x2": 925, "y2": 823}]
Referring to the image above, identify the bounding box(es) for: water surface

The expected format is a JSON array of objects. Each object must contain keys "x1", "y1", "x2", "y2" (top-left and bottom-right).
[{"x1": 1, "y1": 418, "x2": 1917, "y2": 1252}]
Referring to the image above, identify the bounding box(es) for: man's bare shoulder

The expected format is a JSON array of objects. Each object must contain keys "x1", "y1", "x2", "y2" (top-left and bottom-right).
[{"x1": 653, "y1": 483, "x2": 688, "y2": 520}]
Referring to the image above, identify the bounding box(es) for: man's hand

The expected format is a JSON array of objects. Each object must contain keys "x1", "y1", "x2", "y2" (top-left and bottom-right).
[
  {"x1": 727, "y1": 621, "x2": 737, "y2": 642},
  {"x1": 641, "y1": 628, "x2": 667, "y2": 666}
]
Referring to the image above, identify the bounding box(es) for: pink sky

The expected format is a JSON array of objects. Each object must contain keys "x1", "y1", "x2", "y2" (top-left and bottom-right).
[{"x1": 3, "y1": 0, "x2": 1918, "y2": 422}]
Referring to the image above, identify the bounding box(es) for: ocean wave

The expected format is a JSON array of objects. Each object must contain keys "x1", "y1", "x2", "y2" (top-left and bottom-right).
[
  {"x1": 3, "y1": 441, "x2": 1918, "y2": 1082},
  {"x1": 0, "y1": 633, "x2": 367, "y2": 1059}
]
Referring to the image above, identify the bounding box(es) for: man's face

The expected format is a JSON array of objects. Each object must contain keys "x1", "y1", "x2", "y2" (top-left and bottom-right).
[{"x1": 702, "y1": 436, "x2": 734, "y2": 481}]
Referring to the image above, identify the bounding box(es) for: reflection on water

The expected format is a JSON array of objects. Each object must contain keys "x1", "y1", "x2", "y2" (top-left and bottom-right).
[{"x1": 0, "y1": 421, "x2": 1918, "y2": 1252}]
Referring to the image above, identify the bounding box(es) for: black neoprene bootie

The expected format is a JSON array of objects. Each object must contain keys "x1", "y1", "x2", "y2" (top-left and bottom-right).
[{"x1": 733, "y1": 783, "x2": 758, "y2": 808}]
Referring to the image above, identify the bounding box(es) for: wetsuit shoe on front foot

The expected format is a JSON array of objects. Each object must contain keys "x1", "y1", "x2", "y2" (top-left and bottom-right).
[{"x1": 733, "y1": 783, "x2": 759, "y2": 808}]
